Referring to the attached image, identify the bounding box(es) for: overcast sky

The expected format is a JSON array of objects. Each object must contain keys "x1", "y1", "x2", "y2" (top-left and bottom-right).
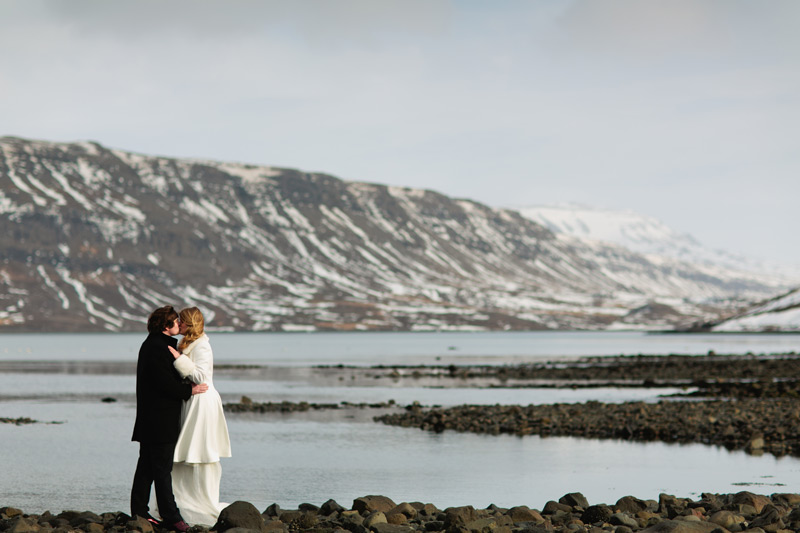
[{"x1": 1, "y1": 1, "x2": 798, "y2": 265}]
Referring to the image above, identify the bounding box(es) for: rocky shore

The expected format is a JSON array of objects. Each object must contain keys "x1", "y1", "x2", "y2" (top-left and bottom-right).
[
  {"x1": 216, "y1": 352, "x2": 800, "y2": 459},
  {"x1": 374, "y1": 397, "x2": 800, "y2": 457},
  {"x1": 4, "y1": 491, "x2": 800, "y2": 533},
  {"x1": 339, "y1": 352, "x2": 800, "y2": 392}
]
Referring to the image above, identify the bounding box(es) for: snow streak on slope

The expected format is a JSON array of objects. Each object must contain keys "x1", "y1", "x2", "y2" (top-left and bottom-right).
[
  {"x1": 713, "y1": 288, "x2": 800, "y2": 332},
  {"x1": 517, "y1": 204, "x2": 800, "y2": 285}
]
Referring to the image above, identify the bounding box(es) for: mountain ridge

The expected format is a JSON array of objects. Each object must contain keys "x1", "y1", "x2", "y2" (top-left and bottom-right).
[{"x1": 0, "y1": 136, "x2": 791, "y2": 332}]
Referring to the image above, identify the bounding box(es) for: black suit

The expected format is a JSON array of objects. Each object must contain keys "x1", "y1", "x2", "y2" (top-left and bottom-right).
[{"x1": 130, "y1": 332, "x2": 192, "y2": 523}]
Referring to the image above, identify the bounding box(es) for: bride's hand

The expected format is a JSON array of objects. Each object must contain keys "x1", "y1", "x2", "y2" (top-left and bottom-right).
[{"x1": 169, "y1": 346, "x2": 181, "y2": 359}]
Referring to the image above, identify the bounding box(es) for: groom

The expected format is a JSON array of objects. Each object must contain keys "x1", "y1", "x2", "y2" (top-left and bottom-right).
[{"x1": 131, "y1": 305, "x2": 208, "y2": 532}]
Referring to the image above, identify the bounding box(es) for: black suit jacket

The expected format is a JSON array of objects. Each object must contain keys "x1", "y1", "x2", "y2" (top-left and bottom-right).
[{"x1": 131, "y1": 332, "x2": 193, "y2": 443}]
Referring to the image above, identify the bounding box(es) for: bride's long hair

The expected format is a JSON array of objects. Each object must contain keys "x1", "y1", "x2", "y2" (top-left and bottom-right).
[{"x1": 178, "y1": 306, "x2": 205, "y2": 352}]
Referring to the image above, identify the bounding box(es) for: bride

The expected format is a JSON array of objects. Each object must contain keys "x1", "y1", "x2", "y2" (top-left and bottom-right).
[{"x1": 168, "y1": 306, "x2": 232, "y2": 526}]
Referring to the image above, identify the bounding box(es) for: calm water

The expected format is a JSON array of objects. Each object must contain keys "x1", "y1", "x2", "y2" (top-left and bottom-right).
[{"x1": 0, "y1": 331, "x2": 798, "y2": 514}]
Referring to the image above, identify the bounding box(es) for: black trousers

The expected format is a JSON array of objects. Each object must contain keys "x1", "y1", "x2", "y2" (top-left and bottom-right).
[{"x1": 130, "y1": 441, "x2": 182, "y2": 523}]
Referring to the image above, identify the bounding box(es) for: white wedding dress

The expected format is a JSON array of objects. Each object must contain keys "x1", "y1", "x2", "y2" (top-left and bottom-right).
[{"x1": 170, "y1": 333, "x2": 232, "y2": 526}]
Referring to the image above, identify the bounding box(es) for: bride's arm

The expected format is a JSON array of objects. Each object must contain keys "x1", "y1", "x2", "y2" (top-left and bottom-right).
[{"x1": 172, "y1": 342, "x2": 213, "y2": 384}]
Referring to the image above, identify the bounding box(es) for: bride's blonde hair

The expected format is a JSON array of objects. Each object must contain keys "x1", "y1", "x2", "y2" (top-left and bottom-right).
[{"x1": 178, "y1": 306, "x2": 205, "y2": 352}]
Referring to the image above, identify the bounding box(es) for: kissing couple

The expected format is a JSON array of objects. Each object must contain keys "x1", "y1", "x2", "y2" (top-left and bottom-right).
[{"x1": 130, "y1": 305, "x2": 232, "y2": 530}]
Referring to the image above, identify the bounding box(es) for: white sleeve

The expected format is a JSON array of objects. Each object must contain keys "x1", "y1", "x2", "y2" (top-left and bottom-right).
[
  {"x1": 173, "y1": 342, "x2": 213, "y2": 384},
  {"x1": 173, "y1": 354, "x2": 196, "y2": 379}
]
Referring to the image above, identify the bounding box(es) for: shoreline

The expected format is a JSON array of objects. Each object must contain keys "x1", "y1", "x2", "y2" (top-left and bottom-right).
[{"x1": 3, "y1": 491, "x2": 800, "y2": 533}]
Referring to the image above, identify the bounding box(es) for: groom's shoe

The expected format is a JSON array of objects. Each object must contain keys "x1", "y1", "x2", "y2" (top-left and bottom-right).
[{"x1": 169, "y1": 520, "x2": 190, "y2": 532}]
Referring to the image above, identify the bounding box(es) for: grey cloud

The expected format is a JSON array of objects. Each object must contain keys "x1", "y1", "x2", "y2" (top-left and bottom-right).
[{"x1": 8, "y1": 0, "x2": 453, "y2": 45}]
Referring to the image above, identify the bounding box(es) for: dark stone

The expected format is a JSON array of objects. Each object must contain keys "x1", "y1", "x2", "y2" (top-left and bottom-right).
[
  {"x1": 298, "y1": 504, "x2": 319, "y2": 513},
  {"x1": 277, "y1": 512, "x2": 302, "y2": 524},
  {"x1": 354, "y1": 497, "x2": 398, "y2": 515},
  {"x1": 443, "y1": 507, "x2": 477, "y2": 528},
  {"x1": 541, "y1": 501, "x2": 571, "y2": 515},
  {"x1": 615, "y1": 496, "x2": 649, "y2": 515},
  {"x1": 69, "y1": 511, "x2": 102, "y2": 527},
  {"x1": 581, "y1": 505, "x2": 613, "y2": 525},
  {"x1": 559, "y1": 492, "x2": 590, "y2": 509},
  {"x1": 320, "y1": 500, "x2": 345, "y2": 516},
  {"x1": 214, "y1": 501, "x2": 266, "y2": 533},
  {"x1": 263, "y1": 504, "x2": 281, "y2": 518}
]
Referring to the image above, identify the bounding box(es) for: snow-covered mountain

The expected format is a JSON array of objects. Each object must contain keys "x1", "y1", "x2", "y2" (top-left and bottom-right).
[
  {"x1": 0, "y1": 136, "x2": 792, "y2": 332},
  {"x1": 518, "y1": 204, "x2": 800, "y2": 285}
]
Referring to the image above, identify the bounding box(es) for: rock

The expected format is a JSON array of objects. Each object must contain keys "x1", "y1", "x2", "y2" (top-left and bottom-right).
[
  {"x1": 659, "y1": 494, "x2": 687, "y2": 519},
  {"x1": 370, "y1": 524, "x2": 415, "y2": 533},
  {"x1": 444, "y1": 507, "x2": 478, "y2": 528},
  {"x1": 363, "y1": 512, "x2": 388, "y2": 528},
  {"x1": 640, "y1": 519, "x2": 731, "y2": 532},
  {"x1": 263, "y1": 504, "x2": 281, "y2": 518},
  {"x1": 771, "y1": 493, "x2": 800, "y2": 508},
  {"x1": 320, "y1": 499, "x2": 345, "y2": 516},
  {"x1": 1, "y1": 508, "x2": 24, "y2": 519},
  {"x1": 581, "y1": 505, "x2": 613, "y2": 525},
  {"x1": 298, "y1": 513, "x2": 320, "y2": 529},
  {"x1": 463, "y1": 517, "x2": 503, "y2": 533},
  {"x1": 354, "y1": 497, "x2": 398, "y2": 515},
  {"x1": 732, "y1": 492, "x2": 772, "y2": 514},
  {"x1": 214, "y1": 501, "x2": 267, "y2": 533},
  {"x1": 708, "y1": 511, "x2": 743, "y2": 529},
  {"x1": 6, "y1": 517, "x2": 40, "y2": 533},
  {"x1": 749, "y1": 504, "x2": 784, "y2": 530},
  {"x1": 83, "y1": 523, "x2": 105, "y2": 533},
  {"x1": 414, "y1": 504, "x2": 440, "y2": 517},
  {"x1": 298, "y1": 503, "x2": 319, "y2": 513},
  {"x1": 70, "y1": 512, "x2": 102, "y2": 527},
  {"x1": 541, "y1": 501, "x2": 572, "y2": 515},
  {"x1": 615, "y1": 496, "x2": 649, "y2": 515},
  {"x1": 609, "y1": 513, "x2": 638, "y2": 528},
  {"x1": 277, "y1": 511, "x2": 302, "y2": 524},
  {"x1": 340, "y1": 511, "x2": 367, "y2": 533},
  {"x1": 388, "y1": 503, "x2": 417, "y2": 520},
  {"x1": 263, "y1": 521, "x2": 288, "y2": 532},
  {"x1": 559, "y1": 493, "x2": 590, "y2": 509},
  {"x1": 126, "y1": 516, "x2": 154, "y2": 533},
  {"x1": 746, "y1": 436, "x2": 765, "y2": 452},
  {"x1": 506, "y1": 506, "x2": 543, "y2": 523},
  {"x1": 386, "y1": 514, "x2": 407, "y2": 525}
]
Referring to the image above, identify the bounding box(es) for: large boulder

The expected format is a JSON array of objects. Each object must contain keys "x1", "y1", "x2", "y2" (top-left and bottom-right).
[
  {"x1": 558, "y1": 493, "x2": 589, "y2": 509},
  {"x1": 580, "y1": 505, "x2": 613, "y2": 525},
  {"x1": 214, "y1": 501, "x2": 267, "y2": 533},
  {"x1": 615, "y1": 496, "x2": 650, "y2": 514},
  {"x1": 320, "y1": 499, "x2": 345, "y2": 516},
  {"x1": 443, "y1": 506, "x2": 478, "y2": 528},
  {"x1": 506, "y1": 506, "x2": 543, "y2": 524},
  {"x1": 731, "y1": 491, "x2": 771, "y2": 514},
  {"x1": 353, "y1": 496, "x2": 398, "y2": 515}
]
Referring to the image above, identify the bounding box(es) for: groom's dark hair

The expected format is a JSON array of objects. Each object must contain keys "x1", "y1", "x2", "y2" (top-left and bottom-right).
[{"x1": 147, "y1": 305, "x2": 179, "y2": 334}]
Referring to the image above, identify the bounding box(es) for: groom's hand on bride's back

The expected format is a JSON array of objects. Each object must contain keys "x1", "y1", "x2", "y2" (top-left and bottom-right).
[{"x1": 191, "y1": 383, "x2": 209, "y2": 395}]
